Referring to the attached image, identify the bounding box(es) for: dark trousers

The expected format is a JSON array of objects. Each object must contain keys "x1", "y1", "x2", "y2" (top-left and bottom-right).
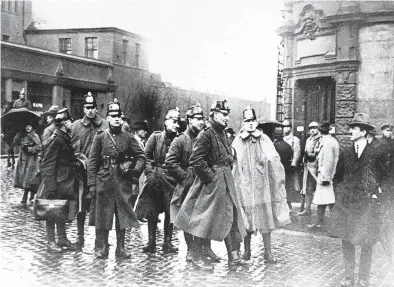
[{"x1": 342, "y1": 240, "x2": 373, "y2": 281}]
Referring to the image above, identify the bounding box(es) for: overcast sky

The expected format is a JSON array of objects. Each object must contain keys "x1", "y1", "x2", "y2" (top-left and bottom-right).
[{"x1": 33, "y1": 0, "x2": 284, "y2": 103}]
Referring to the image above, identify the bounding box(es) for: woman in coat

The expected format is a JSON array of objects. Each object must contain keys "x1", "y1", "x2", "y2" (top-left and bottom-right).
[
  {"x1": 232, "y1": 107, "x2": 290, "y2": 263},
  {"x1": 13, "y1": 122, "x2": 42, "y2": 203}
]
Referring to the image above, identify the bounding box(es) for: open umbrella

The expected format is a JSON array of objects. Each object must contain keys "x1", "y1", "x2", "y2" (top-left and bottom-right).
[
  {"x1": 257, "y1": 118, "x2": 283, "y2": 141},
  {"x1": 1, "y1": 108, "x2": 42, "y2": 134}
]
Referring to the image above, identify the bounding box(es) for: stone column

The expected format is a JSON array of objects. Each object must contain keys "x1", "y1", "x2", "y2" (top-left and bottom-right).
[
  {"x1": 52, "y1": 85, "x2": 64, "y2": 107},
  {"x1": 335, "y1": 71, "x2": 357, "y2": 146},
  {"x1": 5, "y1": 79, "x2": 13, "y2": 102}
]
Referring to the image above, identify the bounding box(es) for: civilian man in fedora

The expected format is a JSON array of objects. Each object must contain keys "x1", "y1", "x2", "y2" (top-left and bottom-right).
[{"x1": 331, "y1": 113, "x2": 388, "y2": 287}]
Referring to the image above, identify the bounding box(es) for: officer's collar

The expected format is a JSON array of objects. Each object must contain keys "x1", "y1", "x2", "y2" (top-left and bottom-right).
[
  {"x1": 81, "y1": 115, "x2": 102, "y2": 126},
  {"x1": 240, "y1": 129, "x2": 262, "y2": 139}
]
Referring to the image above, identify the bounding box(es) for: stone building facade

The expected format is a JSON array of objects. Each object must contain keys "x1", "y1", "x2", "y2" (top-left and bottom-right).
[
  {"x1": 277, "y1": 1, "x2": 394, "y2": 144},
  {"x1": 1, "y1": 0, "x2": 158, "y2": 120}
]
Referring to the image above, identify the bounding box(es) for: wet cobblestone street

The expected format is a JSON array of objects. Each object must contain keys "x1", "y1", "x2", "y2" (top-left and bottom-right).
[{"x1": 1, "y1": 159, "x2": 393, "y2": 287}]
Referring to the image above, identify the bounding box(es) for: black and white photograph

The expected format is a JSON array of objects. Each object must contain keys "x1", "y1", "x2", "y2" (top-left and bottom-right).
[{"x1": 1, "y1": 0, "x2": 394, "y2": 286}]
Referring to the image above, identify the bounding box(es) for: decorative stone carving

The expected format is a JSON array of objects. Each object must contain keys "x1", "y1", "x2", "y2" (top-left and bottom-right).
[
  {"x1": 337, "y1": 84, "x2": 356, "y2": 101},
  {"x1": 295, "y1": 5, "x2": 325, "y2": 40},
  {"x1": 336, "y1": 101, "x2": 357, "y2": 118},
  {"x1": 337, "y1": 71, "x2": 356, "y2": 85}
]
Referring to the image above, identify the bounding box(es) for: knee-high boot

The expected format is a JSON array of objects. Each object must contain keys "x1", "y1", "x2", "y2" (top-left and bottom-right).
[
  {"x1": 201, "y1": 238, "x2": 221, "y2": 262},
  {"x1": 21, "y1": 190, "x2": 29, "y2": 204},
  {"x1": 142, "y1": 220, "x2": 157, "y2": 253},
  {"x1": 115, "y1": 228, "x2": 131, "y2": 258},
  {"x1": 307, "y1": 205, "x2": 326, "y2": 229},
  {"x1": 57, "y1": 221, "x2": 78, "y2": 250},
  {"x1": 74, "y1": 212, "x2": 86, "y2": 248},
  {"x1": 96, "y1": 230, "x2": 110, "y2": 258},
  {"x1": 163, "y1": 213, "x2": 178, "y2": 253},
  {"x1": 191, "y1": 237, "x2": 214, "y2": 271},
  {"x1": 243, "y1": 233, "x2": 252, "y2": 260},
  {"x1": 46, "y1": 220, "x2": 61, "y2": 253},
  {"x1": 225, "y1": 233, "x2": 248, "y2": 267},
  {"x1": 262, "y1": 232, "x2": 277, "y2": 264}
]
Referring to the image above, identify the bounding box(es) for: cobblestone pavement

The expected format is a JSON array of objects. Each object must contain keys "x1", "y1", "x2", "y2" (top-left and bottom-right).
[{"x1": 1, "y1": 159, "x2": 393, "y2": 287}]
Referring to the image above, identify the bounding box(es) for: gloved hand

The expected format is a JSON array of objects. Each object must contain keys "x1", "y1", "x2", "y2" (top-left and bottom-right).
[
  {"x1": 321, "y1": 181, "x2": 330, "y2": 186},
  {"x1": 46, "y1": 190, "x2": 56, "y2": 199},
  {"x1": 21, "y1": 145, "x2": 29, "y2": 152},
  {"x1": 290, "y1": 165, "x2": 297, "y2": 172}
]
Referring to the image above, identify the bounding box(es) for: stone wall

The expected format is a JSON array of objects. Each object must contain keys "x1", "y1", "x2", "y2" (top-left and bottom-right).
[{"x1": 357, "y1": 24, "x2": 394, "y2": 129}]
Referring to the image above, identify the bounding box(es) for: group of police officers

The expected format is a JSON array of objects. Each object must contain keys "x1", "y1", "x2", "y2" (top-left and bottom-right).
[{"x1": 36, "y1": 91, "x2": 394, "y2": 285}]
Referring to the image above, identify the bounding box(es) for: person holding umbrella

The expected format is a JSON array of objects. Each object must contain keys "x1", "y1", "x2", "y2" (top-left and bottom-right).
[{"x1": 12, "y1": 121, "x2": 42, "y2": 203}]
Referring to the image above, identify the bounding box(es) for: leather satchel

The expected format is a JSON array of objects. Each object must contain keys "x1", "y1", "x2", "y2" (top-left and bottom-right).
[{"x1": 33, "y1": 199, "x2": 68, "y2": 222}]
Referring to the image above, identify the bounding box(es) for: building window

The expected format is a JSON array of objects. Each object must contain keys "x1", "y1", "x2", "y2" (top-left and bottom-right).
[
  {"x1": 1, "y1": 1, "x2": 17, "y2": 13},
  {"x1": 85, "y1": 37, "x2": 98, "y2": 59},
  {"x1": 2, "y1": 34, "x2": 10, "y2": 41},
  {"x1": 59, "y1": 38, "x2": 72, "y2": 54},
  {"x1": 135, "y1": 43, "x2": 141, "y2": 68},
  {"x1": 122, "y1": 39, "x2": 128, "y2": 65}
]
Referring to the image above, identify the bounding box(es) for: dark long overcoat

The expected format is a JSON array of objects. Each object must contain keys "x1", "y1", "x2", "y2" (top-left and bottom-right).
[
  {"x1": 13, "y1": 131, "x2": 42, "y2": 192},
  {"x1": 71, "y1": 115, "x2": 108, "y2": 221},
  {"x1": 40, "y1": 129, "x2": 78, "y2": 220},
  {"x1": 87, "y1": 128, "x2": 145, "y2": 230},
  {"x1": 330, "y1": 139, "x2": 389, "y2": 245},
  {"x1": 165, "y1": 128, "x2": 198, "y2": 223},
  {"x1": 174, "y1": 124, "x2": 247, "y2": 242},
  {"x1": 135, "y1": 130, "x2": 178, "y2": 219}
]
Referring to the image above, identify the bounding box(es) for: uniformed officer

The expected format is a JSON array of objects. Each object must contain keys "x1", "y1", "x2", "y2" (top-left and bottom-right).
[
  {"x1": 41, "y1": 108, "x2": 78, "y2": 253},
  {"x1": 299, "y1": 121, "x2": 321, "y2": 216},
  {"x1": 71, "y1": 92, "x2": 109, "y2": 249},
  {"x1": 135, "y1": 108, "x2": 180, "y2": 253},
  {"x1": 175, "y1": 100, "x2": 248, "y2": 268},
  {"x1": 166, "y1": 103, "x2": 220, "y2": 270},
  {"x1": 87, "y1": 102, "x2": 145, "y2": 259}
]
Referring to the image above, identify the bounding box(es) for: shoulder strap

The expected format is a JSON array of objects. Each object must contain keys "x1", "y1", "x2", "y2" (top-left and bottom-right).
[{"x1": 105, "y1": 129, "x2": 120, "y2": 153}]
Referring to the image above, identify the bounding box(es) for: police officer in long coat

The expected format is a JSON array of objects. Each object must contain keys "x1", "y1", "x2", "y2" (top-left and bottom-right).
[
  {"x1": 299, "y1": 121, "x2": 321, "y2": 216},
  {"x1": 87, "y1": 102, "x2": 145, "y2": 259},
  {"x1": 331, "y1": 113, "x2": 389, "y2": 287},
  {"x1": 40, "y1": 108, "x2": 78, "y2": 253},
  {"x1": 175, "y1": 100, "x2": 248, "y2": 268},
  {"x1": 166, "y1": 104, "x2": 219, "y2": 270},
  {"x1": 71, "y1": 92, "x2": 108, "y2": 248},
  {"x1": 135, "y1": 108, "x2": 180, "y2": 253}
]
